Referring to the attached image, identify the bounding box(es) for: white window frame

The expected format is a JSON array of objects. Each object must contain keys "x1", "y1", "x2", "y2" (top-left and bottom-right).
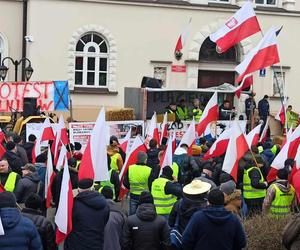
[
  {"x1": 75, "y1": 33, "x2": 109, "y2": 88},
  {"x1": 272, "y1": 69, "x2": 286, "y2": 97},
  {"x1": 255, "y1": 0, "x2": 279, "y2": 7},
  {"x1": 208, "y1": 0, "x2": 231, "y2": 4},
  {"x1": 151, "y1": 62, "x2": 171, "y2": 88}
]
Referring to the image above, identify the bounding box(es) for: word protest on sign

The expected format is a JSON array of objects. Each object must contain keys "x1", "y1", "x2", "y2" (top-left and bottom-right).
[
  {"x1": 69, "y1": 120, "x2": 144, "y2": 151},
  {"x1": 0, "y1": 81, "x2": 69, "y2": 112}
]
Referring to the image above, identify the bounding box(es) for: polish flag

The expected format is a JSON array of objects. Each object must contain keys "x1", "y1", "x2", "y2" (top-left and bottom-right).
[
  {"x1": 235, "y1": 27, "x2": 280, "y2": 83},
  {"x1": 31, "y1": 137, "x2": 41, "y2": 164},
  {"x1": 282, "y1": 126, "x2": 293, "y2": 147},
  {"x1": 55, "y1": 157, "x2": 73, "y2": 244},
  {"x1": 0, "y1": 144, "x2": 5, "y2": 159},
  {"x1": 119, "y1": 135, "x2": 147, "y2": 200},
  {"x1": 222, "y1": 122, "x2": 249, "y2": 182},
  {"x1": 246, "y1": 124, "x2": 262, "y2": 148},
  {"x1": 0, "y1": 128, "x2": 5, "y2": 143},
  {"x1": 268, "y1": 125, "x2": 300, "y2": 182},
  {"x1": 203, "y1": 128, "x2": 231, "y2": 160},
  {"x1": 119, "y1": 127, "x2": 132, "y2": 154},
  {"x1": 275, "y1": 102, "x2": 286, "y2": 125},
  {"x1": 235, "y1": 75, "x2": 254, "y2": 98},
  {"x1": 160, "y1": 112, "x2": 168, "y2": 144},
  {"x1": 56, "y1": 145, "x2": 67, "y2": 171},
  {"x1": 292, "y1": 147, "x2": 300, "y2": 201},
  {"x1": 179, "y1": 118, "x2": 196, "y2": 147},
  {"x1": 259, "y1": 117, "x2": 270, "y2": 143},
  {"x1": 0, "y1": 184, "x2": 4, "y2": 193},
  {"x1": 52, "y1": 115, "x2": 67, "y2": 165},
  {"x1": 196, "y1": 92, "x2": 218, "y2": 137},
  {"x1": 78, "y1": 108, "x2": 109, "y2": 181},
  {"x1": 160, "y1": 133, "x2": 176, "y2": 169},
  {"x1": 45, "y1": 147, "x2": 55, "y2": 208},
  {"x1": 41, "y1": 117, "x2": 55, "y2": 142},
  {"x1": 145, "y1": 112, "x2": 160, "y2": 147},
  {"x1": 209, "y1": 2, "x2": 260, "y2": 53},
  {"x1": 174, "y1": 18, "x2": 192, "y2": 53},
  {"x1": 0, "y1": 216, "x2": 4, "y2": 235}
]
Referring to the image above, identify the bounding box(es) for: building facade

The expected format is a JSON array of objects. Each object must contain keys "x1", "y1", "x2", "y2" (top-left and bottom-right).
[{"x1": 0, "y1": 0, "x2": 299, "y2": 121}]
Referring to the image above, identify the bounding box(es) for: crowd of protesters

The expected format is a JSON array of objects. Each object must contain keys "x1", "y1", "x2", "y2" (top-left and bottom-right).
[{"x1": 0, "y1": 94, "x2": 300, "y2": 250}]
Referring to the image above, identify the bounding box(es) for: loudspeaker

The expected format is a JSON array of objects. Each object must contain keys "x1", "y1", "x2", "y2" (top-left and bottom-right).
[
  {"x1": 141, "y1": 77, "x2": 162, "y2": 88},
  {"x1": 22, "y1": 98, "x2": 37, "y2": 118}
]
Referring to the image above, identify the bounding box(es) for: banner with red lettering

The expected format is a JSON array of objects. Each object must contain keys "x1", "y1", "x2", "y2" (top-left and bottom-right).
[{"x1": 0, "y1": 81, "x2": 69, "y2": 112}]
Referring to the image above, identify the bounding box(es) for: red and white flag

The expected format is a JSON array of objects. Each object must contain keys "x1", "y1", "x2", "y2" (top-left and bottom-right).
[
  {"x1": 160, "y1": 132, "x2": 176, "y2": 169},
  {"x1": 45, "y1": 147, "x2": 55, "y2": 208},
  {"x1": 52, "y1": 115, "x2": 68, "y2": 165},
  {"x1": 119, "y1": 127, "x2": 132, "y2": 155},
  {"x1": 41, "y1": 117, "x2": 55, "y2": 142},
  {"x1": 119, "y1": 135, "x2": 147, "y2": 199},
  {"x1": 196, "y1": 92, "x2": 219, "y2": 137},
  {"x1": 175, "y1": 18, "x2": 192, "y2": 53},
  {"x1": 32, "y1": 137, "x2": 41, "y2": 164},
  {"x1": 246, "y1": 124, "x2": 262, "y2": 148},
  {"x1": 145, "y1": 112, "x2": 160, "y2": 147},
  {"x1": 235, "y1": 75, "x2": 254, "y2": 98},
  {"x1": 275, "y1": 102, "x2": 286, "y2": 125},
  {"x1": 78, "y1": 108, "x2": 109, "y2": 181},
  {"x1": 203, "y1": 128, "x2": 231, "y2": 160},
  {"x1": 179, "y1": 118, "x2": 196, "y2": 147},
  {"x1": 56, "y1": 145, "x2": 67, "y2": 171},
  {"x1": 55, "y1": 157, "x2": 73, "y2": 244},
  {"x1": 160, "y1": 112, "x2": 168, "y2": 144},
  {"x1": 0, "y1": 216, "x2": 4, "y2": 235},
  {"x1": 235, "y1": 27, "x2": 280, "y2": 83},
  {"x1": 222, "y1": 122, "x2": 249, "y2": 181},
  {"x1": 259, "y1": 117, "x2": 270, "y2": 143},
  {"x1": 210, "y1": 2, "x2": 260, "y2": 53}
]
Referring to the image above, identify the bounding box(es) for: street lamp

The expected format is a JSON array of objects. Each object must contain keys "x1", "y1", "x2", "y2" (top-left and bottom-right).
[{"x1": 0, "y1": 57, "x2": 34, "y2": 81}]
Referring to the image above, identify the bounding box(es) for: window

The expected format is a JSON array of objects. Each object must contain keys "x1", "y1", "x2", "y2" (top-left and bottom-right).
[
  {"x1": 255, "y1": 0, "x2": 277, "y2": 6},
  {"x1": 75, "y1": 33, "x2": 109, "y2": 87},
  {"x1": 209, "y1": 0, "x2": 230, "y2": 3},
  {"x1": 273, "y1": 70, "x2": 285, "y2": 97},
  {"x1": 154, "y1": 67, "x2": 167, "y2": 87}
]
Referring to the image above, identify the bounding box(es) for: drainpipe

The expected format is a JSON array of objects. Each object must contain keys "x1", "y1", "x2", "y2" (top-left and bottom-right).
[{"x1": 21, "y1": 0, "x2": 28, "y2": 81}]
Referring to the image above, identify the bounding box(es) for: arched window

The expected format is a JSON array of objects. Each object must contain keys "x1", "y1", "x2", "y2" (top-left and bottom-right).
[{"x1": 75, "y1": 33, "x2": 109, "y2": 87}]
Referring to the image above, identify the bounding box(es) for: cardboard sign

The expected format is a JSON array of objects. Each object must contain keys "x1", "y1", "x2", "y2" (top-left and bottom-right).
[
  {"x1": 0, "y1": 81, "x2": 69, "y2": 112},
  {"x1": 171, "y1": 65, "x2": 186, "y2": 73}
]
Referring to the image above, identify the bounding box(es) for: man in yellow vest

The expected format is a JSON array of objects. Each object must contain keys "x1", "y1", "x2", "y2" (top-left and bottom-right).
[
  {"x1": 286, "y1": 105, "x2": 299, "y2": 129},
  {"x1": 0, "y1": 158, "x2": 21, "y2": 192},
  {"x1": 123, "y1": 151, "x2": 154, "y2": 215},
  {"x1": 176, "y1": 99, "x2": 189, "y2": 121},
  {"x1": 192, "y1": 98, "x2": 203, "y2": 122},
  {"x1": 262, "y1": 168, "x2": 296, "y2": 217},
  {"x1": 151, "y1": 166, "x2": 182, "y2": 219},
  {"x1": 243, "y1": 161, "x2": 268, "y2": 216}
]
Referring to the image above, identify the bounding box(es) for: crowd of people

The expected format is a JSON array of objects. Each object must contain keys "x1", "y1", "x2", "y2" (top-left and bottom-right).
[{"x1": 0, "y1": 106, "x2": 299, "y2": 250}]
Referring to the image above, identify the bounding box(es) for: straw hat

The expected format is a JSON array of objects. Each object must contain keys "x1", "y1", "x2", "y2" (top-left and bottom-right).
[{"x1": 183, "y1": 180, "x2": 211, "y2": 195}]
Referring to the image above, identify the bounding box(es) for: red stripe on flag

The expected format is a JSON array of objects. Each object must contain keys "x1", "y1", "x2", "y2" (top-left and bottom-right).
[
  {"x1": 78, "y1": 142, "x2": 95, "y2": 180},
  {"x1": 203, "y1": 139, "x2": 229, "y2": 160},
  {"x1": 46, "y1": 172, "x2": 56, "y2": 208},
  {"x1": 175, "y1": 36, "x2": 183, "y2": 52},
  {"x1": 196, "y1": 105, "x2": 218, "y2": 136}
]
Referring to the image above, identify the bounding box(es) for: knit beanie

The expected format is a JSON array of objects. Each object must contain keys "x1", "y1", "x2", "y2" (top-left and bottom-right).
[
  {"x1": 25, "y1": 193, "x2": 42, "y2": 210},
  {"x1": 0, "y1": 192, "x2": 17, "y2": 208},
  {"x1": 208, "y1": 189, "x2": 225, "y2": 206},
  {"x1": 138, "y1": 191, "x2": 154, "y2": 205},
  {"x1": 220, "y1": 180, "x2": 236, "y2": 196},
  {"x1": 78, "y1": 178, "x2": 94, "y2": 189}
]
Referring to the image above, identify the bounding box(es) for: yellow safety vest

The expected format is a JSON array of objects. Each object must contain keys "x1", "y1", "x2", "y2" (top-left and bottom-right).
[
  {"x1": 243, "y1": 167, "x2": 266, "y2": 199},
  {"x1": 75, "y1": 160, "x2": 81, "y2": 170},
  {"x1": 192, "y1": 108, "x2": 202, "y2": 122},
  {"x1": 171, "y1": 162, "x2": 179, "y2": 180},
  {"x1": 110, "y1": 153, "x2": 121, "y2": 172},
  {"x1": 270, "y1": 184, "x2": 295, "y2": 217},
  {"x1": 151, "y1": 177, "x2": 177, "y2": 215},
  {"x1": 3, "y1": 172, "x2": 17, "y2": 192},
  {"x1": 128, "y1": 164, "x2": 151, "y2": 195},
  {"x1": 99, "y1": 169, "x2": 115, "y2": 199},
  {"x1": 176, "y1": 107, "x2": 189, "y2": 121}
]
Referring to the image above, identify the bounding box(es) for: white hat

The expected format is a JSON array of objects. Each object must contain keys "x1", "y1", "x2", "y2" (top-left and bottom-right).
[{"x1": 183, "y1": 180, "x2": 211, "y2": 195}]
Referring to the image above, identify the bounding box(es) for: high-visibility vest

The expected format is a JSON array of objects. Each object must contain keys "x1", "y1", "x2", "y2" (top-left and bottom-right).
[
  {"x1": 151, "y1": 177, "x2": 177, "y2": 215},
  {"x1": 128, "y1": 164, "x2": 151, "y2": 195},
  {"x1": 176, "y1": 107, "x2": 189, "y2": 121},
  {"x1": 75, "y1": 160, "x2": 81, "y2": 170},
  {"x1": 192, "y1": 108, "x2": 202, "y2": 122},
  {"x1": 270, "y1": 184, "x2": 295, "y2": 217},
  {"x1": 271, "y1": 145, "x2": 278, "y2": 155},
  {"x1": 171, "y1": 162, "x2": 179, "y2": 180},
  {"x1": 110, "y1": 153, "x2": 120, "y2": 172},
  {"x1": 258, "y1": 146, "x2": 263, "y2": 154},
  {"x1": 3, "y1": 172, "x2": 17, "y2": 192},
  {"x1": 99, "y1": 169, "x2": 115, "y2": 199},
  {"x1": 243, "y1": 167, "x2": 266, "y2": 199}
]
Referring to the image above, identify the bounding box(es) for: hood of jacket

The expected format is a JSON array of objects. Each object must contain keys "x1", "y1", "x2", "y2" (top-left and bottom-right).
[
  {"x1": 25, "y1": 171, "x2": 40, "y2": 183},
  {"x1": 76, "y1": 190, "x2": 107, "y2": 210},
  {"x1": 273, "y1": 180, "x2": 292, "y2": 193},
  {"x1": 0, "y1": 208, "x2": 21, "y2": 229},
  {"x1": 136, "y1": 203, "x2": 157, "y2": 221},
  {"x1": 147, "y1": 148, "x2": 159, "y2": 158},
  {"x1": 203, "y1": 205, "x2": 232, "y2": 225}
]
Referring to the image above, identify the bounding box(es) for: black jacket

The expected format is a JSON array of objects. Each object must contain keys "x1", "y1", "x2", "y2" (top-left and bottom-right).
[
  {"x1": 122, "y1": 203, "x2": 171, "y2": 250},
  {"x1": 147, "y1": 148, "x2": 160, "y2": 169},
  {"x1": 4, "y1": 150, "x2": 24, "y2": 176},
  {"x1": 22, "y1": 208, "x2": 57, "y2": 250},
  {"x1": 0, "y1": 171, "x2": 21, "y2": 191},
  {"x1": 22, "y1": 142, "x2": 35, "y2": 163},
  {"x1": 14, "y1": 171, "x2": 41, "y2": 203},
  {"x1": 258, "y1": 98, "x2": 270, "y2": 119},
  {"x1": 64, "y1": 191, "x2": 109, "y2": 250},
  {"x1": 16, "y1": 144, "x2": 29, "y2": 166}
]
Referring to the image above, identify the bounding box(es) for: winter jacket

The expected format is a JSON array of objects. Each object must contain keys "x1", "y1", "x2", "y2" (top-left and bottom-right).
[
  {"x1": 35, "y1": 162, "x2": 47, "y2": 196},
  {"x1": 22, "y1": 208, "x2": 57, "y2": 250},
  {"x1": 182, "y1": 205, "x2": 247, "y2": 250},
  {"x1": 225, "y1": 190, "x2": 242, "y2": 218},
  {"x1": 147, "y1": 148, "x2": 160, "y2": 169},
  {"x1": 0, "y1": 207, "x2": 42, "y2": 250},
  {"x1": 169, "y1": 196, "x2": 208, "y2": 234},
  {"x1": 258, "y1": 98, "x2": 270, "y2": 120},
  {"x1": 16, "y1": 144, "x2": 29, "y2": 165},
  {"x1": 22, "y1": 142, "x2": 35, "y2": 163},
  {"x1": 4, "y1": 150, "x2": 24, "y2": 176},
  {"x1": 64, "y1": 190, "x2": 109, "y2": 250},
  {"x1": 103, "y1": 199, "x2": 126, "y2": 250},
  {"x1": 14, "y1": 172, "x2": 42, "y2": 203},
  {"x1": 262, "y1": 180, "x2": 296, "y2": 214},
  {"x1": 122, "y1": 203, "x2": 171, "y2": 250}
]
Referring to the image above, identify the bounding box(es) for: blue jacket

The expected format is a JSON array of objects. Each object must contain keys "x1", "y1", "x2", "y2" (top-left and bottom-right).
[
  {"x1": 0, "y1": 207, "x2": 42, "y2": 250},
  {"x1": 258, "y1": 99, "x2": 269, "y2": 119},
  {"x1": 64, "y1": 190, "x2": 109, "y2": 250},
  {"x1": 182, "y1": 205, "x2": 246, "y2": 250}
]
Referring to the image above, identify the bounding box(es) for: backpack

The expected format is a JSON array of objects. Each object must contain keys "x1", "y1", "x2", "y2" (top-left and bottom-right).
[
  {"x1": 170, "y1": 202, "x2": 183, "y2": 250},
  {"x1": 282, "y1": 214, "x2": 300, "y2": 249}
]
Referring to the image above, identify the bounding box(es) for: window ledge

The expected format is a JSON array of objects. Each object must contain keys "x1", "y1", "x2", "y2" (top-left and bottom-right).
[
  {"x1": 270, "y1": 96, "x2": 282, "y2": 100},
  {"x1": 71, "y1": 87, "x2": 118, "y2": 95}
]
